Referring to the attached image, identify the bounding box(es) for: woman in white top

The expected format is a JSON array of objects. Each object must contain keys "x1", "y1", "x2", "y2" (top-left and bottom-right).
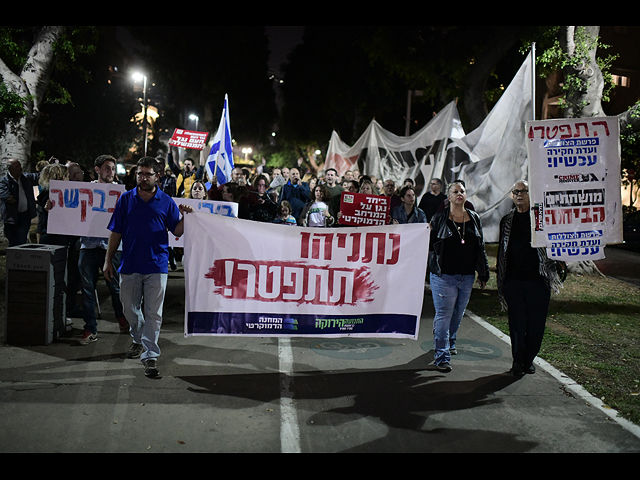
[{"x1": 300, "y1": 184, "x2": 335, "y2": 227}]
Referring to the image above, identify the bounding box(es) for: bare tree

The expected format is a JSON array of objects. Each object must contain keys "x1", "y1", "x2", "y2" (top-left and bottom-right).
[{"x1": 0, "y1": 26, "x2": 65, "y2": 173}]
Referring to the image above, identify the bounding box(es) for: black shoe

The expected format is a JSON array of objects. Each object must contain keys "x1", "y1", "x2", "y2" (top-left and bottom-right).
[
  {"x1": 127, "y1": 343, "x2": 144, "y2": 359},
  {"x1": 524, "y1": 364, "x2": 536, "y2": 375},
  {"x1": 144, "y1": 359, "x2": 159, "y2": 378},
  {"x1": 436, "y1": 362, "x2": 452, "y2": 373},
  {"x1": 510, "y1": 363, "x2": 525, "y2": 377}
]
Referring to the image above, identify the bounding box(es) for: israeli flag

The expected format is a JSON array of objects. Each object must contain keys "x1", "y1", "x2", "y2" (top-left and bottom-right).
[{"x1": 206, "y1": 95, "x2": 234, "y2": 185}]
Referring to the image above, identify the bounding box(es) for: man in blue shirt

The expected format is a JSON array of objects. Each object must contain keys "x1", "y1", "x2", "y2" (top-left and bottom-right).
[{"x1": 104, "y1": 157, "x2": 193, "y2": 378}]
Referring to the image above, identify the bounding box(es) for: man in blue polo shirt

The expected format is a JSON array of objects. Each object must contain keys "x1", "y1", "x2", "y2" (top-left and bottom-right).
[{"x1": 104, "y1": 157, "x2": 193, "y2": 378}]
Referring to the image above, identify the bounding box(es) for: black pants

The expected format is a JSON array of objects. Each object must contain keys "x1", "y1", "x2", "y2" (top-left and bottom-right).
[{"x1": 503, "y1": 277, "x2": 551, "y2": 369}]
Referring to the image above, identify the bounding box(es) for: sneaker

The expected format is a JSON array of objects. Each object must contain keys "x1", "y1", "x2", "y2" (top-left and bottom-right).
[
  {"x1": 144, "y1": 359, "x2": 159, "y2": 378},
  {"x1": 436, "y1": 362, "x2": 452, "y2": 373},
  {"x1": 117, "y1": 316, "x2": 129, "y2": 334},
  {"x1": 79, "y1": 330, "x2": 97, "y2": 345},
  {"x1": 126, "y1": 343, "x2": 144, "y2": 359}
]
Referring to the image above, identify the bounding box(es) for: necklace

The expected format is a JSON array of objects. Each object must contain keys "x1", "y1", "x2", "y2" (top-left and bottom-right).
[{"x1": 450, "y1": 211, "x2": 466, "y2": 245}]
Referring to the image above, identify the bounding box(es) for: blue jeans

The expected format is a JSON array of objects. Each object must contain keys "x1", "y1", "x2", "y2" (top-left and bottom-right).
[
  {"x1": 430, "y1": 273, "x2": 475, "y2": 365},
  {"x1": 120, "y1": 273, "x2": 168, "y2": 363},
  {"x1": 79, "y1": 249, "x2": 123, "y2": 334}
]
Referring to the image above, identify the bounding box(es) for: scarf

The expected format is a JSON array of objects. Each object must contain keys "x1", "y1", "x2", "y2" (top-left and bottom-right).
[{"x1": 497, "y1": 208, "x2": 563, "y2": 311}]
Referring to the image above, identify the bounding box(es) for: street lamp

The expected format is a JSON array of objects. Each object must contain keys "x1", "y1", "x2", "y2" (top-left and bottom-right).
[
  {"x1": 189, "y1": 114, "x2": 199, "y2": 131},
  {"x1": 133, "y1": 72, "x2": 148, "y2": 156}
]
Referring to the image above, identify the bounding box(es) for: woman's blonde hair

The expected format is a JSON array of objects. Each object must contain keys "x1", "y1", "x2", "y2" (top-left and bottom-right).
[{"x1": 39, "y1": 164, "x2": 68, "y2": 189}]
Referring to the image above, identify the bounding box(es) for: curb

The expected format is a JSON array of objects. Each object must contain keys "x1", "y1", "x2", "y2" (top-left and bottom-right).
[{"x1": 466, "y1": 309, "x2": 640, "y2": 441}]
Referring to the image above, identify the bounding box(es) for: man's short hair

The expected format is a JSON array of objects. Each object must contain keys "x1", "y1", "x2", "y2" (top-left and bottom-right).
[
  {"x1": 137, "y1": 156, "x2": 161, "y2": 174},
  {"x1": 95, "y1": 155, "x2": 117, "y2": 168}
]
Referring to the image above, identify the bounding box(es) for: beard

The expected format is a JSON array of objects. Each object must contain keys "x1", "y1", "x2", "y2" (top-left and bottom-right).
[{"x1": 138, "y1": 181, "x2": 156, "y2": 192}]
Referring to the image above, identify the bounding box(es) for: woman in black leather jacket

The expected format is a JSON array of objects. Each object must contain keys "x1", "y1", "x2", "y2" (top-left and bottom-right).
[{"x1": 428, "y1": 181, "x2": 489, "y2": 372}]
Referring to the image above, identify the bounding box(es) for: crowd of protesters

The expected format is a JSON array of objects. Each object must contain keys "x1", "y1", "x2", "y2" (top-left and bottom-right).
[{"x1": 1, "y1": 153, "x2": 558, "y2": 379}]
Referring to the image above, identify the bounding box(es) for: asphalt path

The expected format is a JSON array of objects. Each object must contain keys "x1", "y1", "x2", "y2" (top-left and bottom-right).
[
  {"x1": 1, "y1": 268, "x2": 639, "y2": 453},
  {"x1": 595, "y1": 244, "x2": 640, "y2": 288}
]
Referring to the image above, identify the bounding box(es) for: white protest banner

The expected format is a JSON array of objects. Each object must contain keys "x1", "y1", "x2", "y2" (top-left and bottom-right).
[
  {"x1": 169, "y1": 129, "x2": 210, "y2": 151},
  {"x1": 184, "y1": 214, "x2": 429, "y2": 339},
  {"x1": 46, "y1": 180, "x2": 125, "y2": 238},
  {"x1": 326, "y1": 101, "x2": 465, "y2": 201},
  {"x1": 169, "y1": 197, "x2": 238, "y2": 248},
  {"x1": 455, "y1": 52, "x2": 534, "y2": 243},
  {"x1": 527, "y1": 117, "x2": 623, "y2": 262}
]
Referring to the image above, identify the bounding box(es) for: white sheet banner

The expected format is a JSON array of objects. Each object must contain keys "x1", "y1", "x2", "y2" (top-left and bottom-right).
[
  {"x1": 527, "y1": 117, "x2": 623, "y2": 262},
  {"x1": 325, "y1": 101, "x2": 465, "y2": 200},
  {"x1": 184, "y1": 214, "x2": 429, "y2": 339},
  {"x1": 46, "y1": 180, "x2": 125, "y2": 238}
]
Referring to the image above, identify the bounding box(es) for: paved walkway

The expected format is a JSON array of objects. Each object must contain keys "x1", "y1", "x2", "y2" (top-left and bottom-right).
[{"x1": 1, "y1": 266, "x2": 639, "y2": 453}]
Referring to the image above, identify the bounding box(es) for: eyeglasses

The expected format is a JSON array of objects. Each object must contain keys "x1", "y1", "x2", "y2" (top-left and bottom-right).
[
  {"x1": 137, "y1": 172, "x2": 156, "y2": 179},
  {"x1": 512, "y1": 189, "x2": 529, "y2": 196}
]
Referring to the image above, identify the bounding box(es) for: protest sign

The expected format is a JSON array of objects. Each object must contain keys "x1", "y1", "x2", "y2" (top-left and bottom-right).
[
  {"x1": 169, "y1": 197, "x2": 238, "y2": 248},
  {"x1": 339, "y1": 192, "x2": 390, "y2": 227},
  {"x1": 184, "y1": 214, "x2": 429, "y2": 339},
  {"x1": 527, "y1": 117, "x2": 623, "y2": 262},
  {"x1": 169, "y1": 129, "x2": 210, "y2": 151},
  {"x1": 46, "y1": 180, "x2": 125, "y2": 238}
]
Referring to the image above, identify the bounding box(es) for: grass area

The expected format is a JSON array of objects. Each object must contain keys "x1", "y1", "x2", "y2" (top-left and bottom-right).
[{"x1": 470, "y1": 244, "x2": 640, "y2": 426}]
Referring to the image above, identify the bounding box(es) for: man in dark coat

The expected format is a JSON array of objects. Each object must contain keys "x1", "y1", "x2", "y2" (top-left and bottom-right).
[{"x1": 0, "y1": 159, "x2": 40, "y2": 246}]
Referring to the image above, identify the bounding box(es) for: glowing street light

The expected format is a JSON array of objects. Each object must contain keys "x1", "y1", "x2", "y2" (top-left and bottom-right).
[
  {"x1": 189, "y1": 114, "x2": 199, "y2": 131},
  {"x1": 133, "y1": 72, "x2": 149, "y2": 156}
]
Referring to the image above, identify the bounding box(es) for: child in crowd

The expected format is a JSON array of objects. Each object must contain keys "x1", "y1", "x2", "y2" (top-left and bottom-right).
[{"x1": 273, "y1": 201, "x2": 297, "y2": 226}]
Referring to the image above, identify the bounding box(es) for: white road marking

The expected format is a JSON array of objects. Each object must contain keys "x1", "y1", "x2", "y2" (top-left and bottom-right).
[{"x1": 278, "y1": 338, "x2": 301, "y2": 453}]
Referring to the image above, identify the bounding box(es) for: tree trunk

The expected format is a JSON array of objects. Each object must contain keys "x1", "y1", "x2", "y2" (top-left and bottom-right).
[
  {"x1": 463, "y1": 27, "x2": 521, "y2": 131},
  {"x1": 0, "y1": 26, "x2": 65, "y2": 174},
  {"x1": 560, "y1": 26, "x2": 606, "y2": 118},
  {"x1": 561, "y1": 26, "x2": 606, "y2": 277},
  {"x1": 0, "y1": 26, "x2": 65, "y2": 241}
]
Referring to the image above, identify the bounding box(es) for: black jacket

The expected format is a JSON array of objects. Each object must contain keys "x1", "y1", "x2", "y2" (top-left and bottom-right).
[
  {"x1": 428, "y1": 206, "x2": 490, "y2": 282},
  {"x1": 0, "y1": 172, "x2": 39, "y2": 225}
]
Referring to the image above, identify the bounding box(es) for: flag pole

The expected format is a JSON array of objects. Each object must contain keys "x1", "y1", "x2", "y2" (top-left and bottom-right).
[{"x1": 531, "y1": 42, "x2": 537, "y2": 122}]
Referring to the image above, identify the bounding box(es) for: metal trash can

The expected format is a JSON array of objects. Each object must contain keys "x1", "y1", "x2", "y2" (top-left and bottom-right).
[{"x1": 4, "y1": 244, "x2": 67, "y2": 346}]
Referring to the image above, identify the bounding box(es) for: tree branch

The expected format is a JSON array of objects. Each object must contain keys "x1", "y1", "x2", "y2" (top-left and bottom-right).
[{"x1": 21, "y1": 26, "x2": 65, "y2": 117}]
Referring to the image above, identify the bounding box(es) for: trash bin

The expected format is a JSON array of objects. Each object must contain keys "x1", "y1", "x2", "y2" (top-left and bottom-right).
[{"x1": 4, "y1": 244, "x2": 67, "y2": 346}]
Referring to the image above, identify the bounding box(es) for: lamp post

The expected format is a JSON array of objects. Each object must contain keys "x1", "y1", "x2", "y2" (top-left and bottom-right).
[
  {"x1": 405, "y1": 89, "x2": 423, "y2": 136},
  {"x1": 189, "y1": 114, "x2": 199, "y2": 131},
  {"x1": 133, "y1": 72, "x2": 148, "y2": 156}
]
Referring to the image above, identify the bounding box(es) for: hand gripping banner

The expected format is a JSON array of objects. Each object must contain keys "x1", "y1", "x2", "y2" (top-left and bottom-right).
[{"x1": 184, "y1": 214, "x2": 429, "y2": 340}]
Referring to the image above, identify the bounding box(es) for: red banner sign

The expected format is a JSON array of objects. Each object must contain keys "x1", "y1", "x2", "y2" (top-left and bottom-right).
[
  {"x1": 339, "y1": 192, "x2": 390, "y2": 227},
  {"x1": 169, "y1": 129, "x2": 209, "y2": 150}
]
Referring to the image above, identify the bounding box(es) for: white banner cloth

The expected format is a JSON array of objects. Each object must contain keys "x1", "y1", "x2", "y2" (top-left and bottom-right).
[{"x1": 184, "y1": 214, "x2": 429, "y2": 339}]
